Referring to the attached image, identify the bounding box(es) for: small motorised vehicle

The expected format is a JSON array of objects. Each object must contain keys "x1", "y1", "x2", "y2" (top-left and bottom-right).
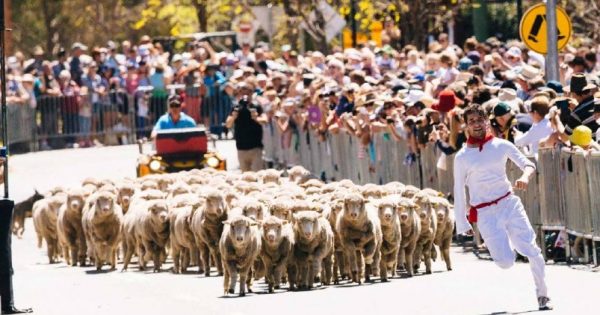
[{"x1": 137, "y1": 127, "x2": 226, "y2": 177}]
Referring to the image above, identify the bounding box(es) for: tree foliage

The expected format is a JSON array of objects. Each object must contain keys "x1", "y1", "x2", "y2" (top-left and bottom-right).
[{"x1": 8, "y1": 0, "x2": 600, "y2": 58}]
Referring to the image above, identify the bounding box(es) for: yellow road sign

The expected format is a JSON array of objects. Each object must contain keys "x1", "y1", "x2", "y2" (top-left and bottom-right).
[{"x1": 519, "y1": 3, "x2": 571, "y2": 54}]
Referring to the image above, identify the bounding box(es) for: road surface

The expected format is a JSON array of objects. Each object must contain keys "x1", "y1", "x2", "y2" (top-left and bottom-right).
[{"x1": 5, "y1": 143, "x2": 600, "y2": 315}]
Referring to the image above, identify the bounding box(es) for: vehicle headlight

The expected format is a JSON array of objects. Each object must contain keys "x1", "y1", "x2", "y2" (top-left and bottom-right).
[
  {"x1": 149, "y1": 160, "x2": 162, "y2": 171},
  {"x1": 206, "y1": 156, "x2": 220, "y2": 168}
]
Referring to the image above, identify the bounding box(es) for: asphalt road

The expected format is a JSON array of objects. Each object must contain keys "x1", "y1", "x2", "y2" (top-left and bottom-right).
[{"x1": 5, "y1": 143, "x2": 600, "y2": 315}]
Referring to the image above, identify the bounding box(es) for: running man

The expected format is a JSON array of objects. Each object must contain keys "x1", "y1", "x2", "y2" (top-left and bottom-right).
[{"x1": 453, "y1": 105, "x2": 552, "y2": 311}]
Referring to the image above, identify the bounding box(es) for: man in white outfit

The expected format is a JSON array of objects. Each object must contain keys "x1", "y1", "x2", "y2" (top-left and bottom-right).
[{"x1": 454, "y1": 105, "x2": 552, "y2": 311}]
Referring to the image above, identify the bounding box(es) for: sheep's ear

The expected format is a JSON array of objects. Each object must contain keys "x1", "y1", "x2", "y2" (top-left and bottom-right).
[
  {"x1": 292, "y1": 213, "x2": 299, "y2": 221},
  {"x1": 282, "y1": 220, "x2": 289, "y2": 225},
  {"x1": 223, "y1": 220, "x2": 231, "y2": 225}
]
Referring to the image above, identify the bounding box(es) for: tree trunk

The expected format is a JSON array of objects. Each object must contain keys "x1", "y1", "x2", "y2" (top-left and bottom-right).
[
  {"x1": 194, "y1": 0, "x2": 208, "y2": 32},
  {"x1": 41, "y1": 0, "x2": 57, "y2": 57}
]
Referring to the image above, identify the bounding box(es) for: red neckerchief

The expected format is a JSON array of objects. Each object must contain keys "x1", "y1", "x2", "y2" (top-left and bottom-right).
[{"x1": 467, "y1": 133, "x2": 494, "y2": 152}]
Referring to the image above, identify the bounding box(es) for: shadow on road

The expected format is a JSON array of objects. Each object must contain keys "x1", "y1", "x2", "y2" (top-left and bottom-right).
[{"x1": 481, "y1": 310, "x2": 541, "y2": 315}]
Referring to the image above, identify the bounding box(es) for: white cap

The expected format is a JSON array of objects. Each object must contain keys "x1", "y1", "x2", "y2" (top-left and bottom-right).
[
  {"x1": 402, "y1": 89, "x2": 425, "y2": 105},
  {"x1": 59, "y1": 70, "x2": 71, "y2": 80},
  {"x1": 172, "y1": 54, "x2": 182, "y2": 63},
  {"x1": 506, "y1": 46, "x2": 522, "y2": 58},
  {"x1": 256, "y1": 73, "x2": 268, "y2": 82}
]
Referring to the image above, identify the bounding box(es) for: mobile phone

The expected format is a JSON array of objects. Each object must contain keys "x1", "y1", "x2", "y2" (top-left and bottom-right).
[{"x1": 556, "y1": 99, "x2": 569, "y2": 112}]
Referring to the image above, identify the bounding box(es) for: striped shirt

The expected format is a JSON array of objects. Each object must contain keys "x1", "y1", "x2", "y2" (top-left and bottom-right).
[{"x1": 562, "y1": 96, "x2": 600, "y2": 138}]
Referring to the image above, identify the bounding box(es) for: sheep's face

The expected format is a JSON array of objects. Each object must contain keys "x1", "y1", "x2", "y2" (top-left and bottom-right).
[
  {"x1": 67, "y1": 193, "x2": 85, "y2": 213},
  {"x1": 397, "y1": 201, "x2": 418, "y2": 223},
  {"x1": 343, "y1": 195, "x2": 366, "y2": 221},
  {"x1": 149, "y1": 201, "x2": 169, "y2": 224},
  {"x1": 271, "y1": 205, "x2": 291, "y2": 221},
  {"x1": 262, "y1": 218, "x2": 287, "y2": 244},
  {"x1": 432, "y1": 200, "x2": 448, "y2": 222},
  {"x1": 205, "y1": 193, "x2": 226, "y2": 216},
  {"x1": 414, "y1": 198, "x2": 432, "y2": 222},
  {"x1": 118, "y1": 187, "x2": 135, "y2": 209},
  {"x1": 243, "y1": 202, "x2": 264, "y2": 221},
  {"x1": 294, "y1": 212, "x2": 319, "y2": 241},
  {"x1": 227, "y1": 217, "x2": 256, "y2": 245},
  {"x1": 378, "y1": 202, "x2": 397, "y2": 225},
  {"x1": 96, "y1": 193, "x2": 115, "y2": 216}
]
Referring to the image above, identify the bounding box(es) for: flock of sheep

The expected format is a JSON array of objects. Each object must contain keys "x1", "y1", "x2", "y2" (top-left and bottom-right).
[{"x1": 30, "y1": 166, "x2": 455, "y2": 296}]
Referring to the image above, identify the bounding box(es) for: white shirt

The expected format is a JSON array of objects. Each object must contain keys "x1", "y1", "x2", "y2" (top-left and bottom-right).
[
  {"x1": 514, "y1": 117, "x2": 554, "y2": 156},
  {"x1": 453, "y1": 138, "x2": 536, "y2": 234}
]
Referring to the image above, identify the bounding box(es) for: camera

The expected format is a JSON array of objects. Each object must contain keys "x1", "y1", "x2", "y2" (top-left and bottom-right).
[{"x1": 386, "y1": 118, "x2": 395, "y2": 124}]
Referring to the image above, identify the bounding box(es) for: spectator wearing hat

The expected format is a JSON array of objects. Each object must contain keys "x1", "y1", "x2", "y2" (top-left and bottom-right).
[
  {"x1": 490, "y1": 101, "x2": 532, "y2": 143},
  {"x1": 104, "y1": 41, "x2": 121, "y2": 76},
  {"x1": 150, "y1": 95, "x2": 196, "y2": 139},
  {"x1": 505, "y1": 46, "x2": 524, "y2": 69},
  {"x1": 561, "y1": 73, "x2": 600, "y2": 138},
  {"x1": 513, "y1": 96, "x2": 554, "y2": 156},
  {"x1": 34, "y1": 61, "x2": 62, "y2": 150},
  {"x1": 225, "y1": 82, "x2": 268, "y2": 172},
  {"x1": 70, "y1": 42, "x2": 88, "y2": 86},
  {"x1": 516, "y1": 65, "x2": 541, "y2": 101},
  {"x1": 52, "y1": 48, "x2": 69, "y2": 79},
  {"x1": 81, "y1": 62, "x2": 108, "y2": 143},
  {"x1": 498, "y1": 87, "x2": 525, "y2": 113},
  {"x1": 24, "y1": 46, "x2": 46, "y2": 76},
  {"x1": 432, "y1": 89, "x2": 462, "y2": 113}
]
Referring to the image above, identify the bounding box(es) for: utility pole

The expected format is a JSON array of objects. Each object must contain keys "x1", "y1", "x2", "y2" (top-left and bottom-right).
[
  {"x1": 0, "y1": 0, "x2": 31, "y2": 313},
  {"x1": 350, "y1": 0, "x2": 357, "y2": 47},
  {"x1": 516, "y1": 0, "x2": 523, "y2": 28},
  {"x1": 545, "y1": 0, "x2": 559, "y2": 81}
]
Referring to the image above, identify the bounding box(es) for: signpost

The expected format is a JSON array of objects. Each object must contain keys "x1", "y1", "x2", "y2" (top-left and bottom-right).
[{"x1": 519, "y1": 2, "x2": 571, "y2": 81}]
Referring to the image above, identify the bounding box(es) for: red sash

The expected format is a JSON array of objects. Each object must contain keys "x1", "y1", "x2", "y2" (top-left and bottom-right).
[{"x1": 468, "y1": 191, "x2": 511, "y2": 223}]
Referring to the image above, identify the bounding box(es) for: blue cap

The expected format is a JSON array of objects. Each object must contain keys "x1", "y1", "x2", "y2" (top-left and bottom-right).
[
  {"x1": 458, "y1": 57, "x2": 473, "y2": 71},
  {"x1": 546, "y1": 80, "x2": 563, "y2": 94}
]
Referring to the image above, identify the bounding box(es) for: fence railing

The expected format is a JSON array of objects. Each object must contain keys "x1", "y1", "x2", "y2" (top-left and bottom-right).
[
  {"x1": 0, "y1": 87, "x2": 232, "y2": 152},
  {"x1": 264, "y1": 128, "x2": 600, "y2": 265}
]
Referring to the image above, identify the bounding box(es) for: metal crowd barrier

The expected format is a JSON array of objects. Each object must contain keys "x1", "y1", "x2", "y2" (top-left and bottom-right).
[
  {"x1": 266, "y1": 129, "x2": 600, "y2": 264},
  {"x1": 0, "y1": 103, "x2": 37, "y2": 153},
  {"x1": 0, "y1": 87, "x2": 234, "y2": 153},
  {"x1": 537, "y1": 148, "x2": 565, "y2": 230},
  {"x1": 560, "y1": 150, "x2": 593, "y2": 239},
  {"x1": 506, "y1": 156, "x2": 542, "y2": 227}
]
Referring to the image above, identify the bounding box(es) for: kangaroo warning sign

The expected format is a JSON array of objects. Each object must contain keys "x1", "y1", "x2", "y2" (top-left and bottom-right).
[{"x1": 519, "y1": 3, "x2": 571, "y2": 55}]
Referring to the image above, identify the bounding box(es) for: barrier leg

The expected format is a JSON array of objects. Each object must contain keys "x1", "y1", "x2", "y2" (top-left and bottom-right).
[
  {"x1": 583, "y1": 238, "x2": 590, "y2": 264},
  {"x1": 593, "y1": 241, "x2": 598, "y2": 266}
]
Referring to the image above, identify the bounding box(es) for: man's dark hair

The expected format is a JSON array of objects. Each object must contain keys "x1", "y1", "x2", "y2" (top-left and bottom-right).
[
  {"x1": 585, "y1": 51, "x2": 597, "y2": 64},
  {"x1": 463, "y1": 104, "x2": 486, "y2": 122},
  {"x1": 468, "y1": 65, "x2": 484, "y2": 79},
  {"x1": 472, "y1": 88, "x2": 492, "y2": 105}
]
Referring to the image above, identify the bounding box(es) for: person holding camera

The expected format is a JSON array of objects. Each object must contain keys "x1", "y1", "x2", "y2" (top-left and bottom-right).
[{"x1": 225, "y1": 82, "x2": 267, "y2": 172}]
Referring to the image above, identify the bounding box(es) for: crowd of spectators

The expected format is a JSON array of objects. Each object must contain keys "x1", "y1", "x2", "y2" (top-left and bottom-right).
[{"x1": 4, "y1": 33, "x2": 600, "y2": 162}]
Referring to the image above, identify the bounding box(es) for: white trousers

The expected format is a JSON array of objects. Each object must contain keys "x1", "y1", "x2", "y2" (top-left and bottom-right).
[{"x1": 477, "y1": 194, "x2": 548, "y2": 298}]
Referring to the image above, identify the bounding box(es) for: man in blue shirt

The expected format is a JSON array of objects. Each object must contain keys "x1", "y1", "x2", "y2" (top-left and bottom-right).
[{"x1": 151, "y1": 95, "x2": 196, "y2": 138}]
